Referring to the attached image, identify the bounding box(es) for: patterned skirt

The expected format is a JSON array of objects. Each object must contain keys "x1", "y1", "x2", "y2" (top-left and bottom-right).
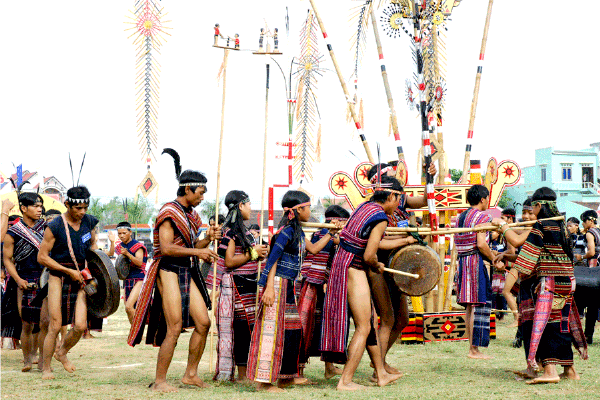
[
  {"x1": 247, "y1": 277, "x2": 302, "y2": 383},
  {"x1": 20, "y1": 275, "x2": 43, "y2": 324},
  {"x1": 298, "y1": 280, "x2": 325, "y2": 364},
  {"x1": 457, "y1": 254, "x2": 490, "y2": 306},
  {"x1": 124, "y1": 276, "x2": 144, "y2": 301}
]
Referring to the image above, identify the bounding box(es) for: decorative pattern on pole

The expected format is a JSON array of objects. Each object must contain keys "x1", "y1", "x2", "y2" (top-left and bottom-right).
[
  {"x1": 460, "y1": 0, "x2": 495, "y2": 183},
  {"x1": 308, "y1": 0, "x2": 374, "y2": 163}
]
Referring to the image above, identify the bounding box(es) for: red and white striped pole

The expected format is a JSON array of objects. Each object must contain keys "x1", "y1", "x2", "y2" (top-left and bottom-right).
[
  {"x1": 460, "y1": 0, "x2": 495, "y2": 183},
  {"x1": 308, "y1": 0, "x2": 374, "y2": 163},
  {"x1": 268, "y1": 186, "x2": 274, "y2": 236}
]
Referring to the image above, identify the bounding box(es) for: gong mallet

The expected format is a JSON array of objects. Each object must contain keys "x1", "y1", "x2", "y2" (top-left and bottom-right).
[{"x1": 383, "y1": 268, "x2": 419, "y2": 279}]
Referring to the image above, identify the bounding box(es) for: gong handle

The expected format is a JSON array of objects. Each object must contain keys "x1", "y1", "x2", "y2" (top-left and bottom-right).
[{"x1": 383, "y1": 268, "x2": 419, "y2": 279}]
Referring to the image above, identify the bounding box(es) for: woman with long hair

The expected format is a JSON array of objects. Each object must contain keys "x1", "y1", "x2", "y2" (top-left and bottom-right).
[
  {"x1": 247, "y1": 190, "x2": 341, "y2": 392},
  {"x1": 495, "y1": 187, "x2": 587, "y2": 384},
  {"x1": 211, "y1": 190, "x2": 267, "y2": 382}
]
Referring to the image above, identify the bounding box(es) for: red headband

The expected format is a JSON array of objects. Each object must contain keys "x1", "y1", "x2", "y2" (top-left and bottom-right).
[{"x1": 283, "y1": 201, "x2": 311, "y2": 220}]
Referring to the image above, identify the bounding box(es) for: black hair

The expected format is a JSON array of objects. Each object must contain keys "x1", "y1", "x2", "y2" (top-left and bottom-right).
[
  {"x1": 209, "y1": 214, "x2": 226, "y2": 225},
  {"x1": 324, "y1": 205, "x2": 350, "y2": 220},
  {"x1": 531, "y1": 187, "x2": 572, "y2": 259},
  {"x1": 522, "y1": 197, "x2": 533, "y2": 208},
  {"x1": 581, "y1": 210, "x2": 598, "y2": 224},
  {"x1": 531, "y1": 187, "x2": 557, "y2": 220},
  {"x1": 567, "y1": 217, "x2": 581, "y2": 234},
  {"x1": 271, "y1": 190, "x2": 310, "y2": 250},
  {"x1": 501, "y1": 208, "x2": 516, "y2": 222},
  {"x1": 223, "y1": 190, "x2": 253, "y2": 253},
  {"x1": 371, "y1": 176, "x2": 403, "y2": 203},
  {"x1": 117, "y1": 221, "x2": 132, "y2": 230},
  {"x1": 66, "y1": 186, "x2": 91, "y2": 205},
  {"x1": 45, "y1": 209, "x2": 61, "y2": 216},
  {"x1": 466, "y1": 184, "x2": 489, "y2": 206},
  {"x1": 162, "y1": 148, "x2": 208, "y2": 197},
  {"x1": 367, "y1": 163, "x2": 391, "y2": 182},
  {"x1": 248, "y1": 224, "x2": 260, "y2": 231},
  {"x1": 18, "y1": 192, "x2": 43, "y2": 212}
]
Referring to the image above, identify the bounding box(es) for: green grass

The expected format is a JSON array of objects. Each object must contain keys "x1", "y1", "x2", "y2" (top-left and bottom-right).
[{"x1": 2, "y1": 305, "x2": 600, "y2": 400}]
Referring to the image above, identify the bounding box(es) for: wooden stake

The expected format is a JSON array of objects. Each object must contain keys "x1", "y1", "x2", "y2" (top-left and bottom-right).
[
  {"x1": 369, "y1": 6, "x2": 406, "y2": 185},
  {"x1": 460, "y1": 0, "x2": 495, "y2": 183},
  {"x1": 308, "y1": 0, "x2": 374, "y2": 163},
  {"x1": 209, "y1": 48, "x2": 229, "y2": 374},
  {"x1": 444, "y1": 235, "x2": 458, "y2": 311},
  {"x1": 256, "y1": 61, "x2": 270, "y2": 309}
]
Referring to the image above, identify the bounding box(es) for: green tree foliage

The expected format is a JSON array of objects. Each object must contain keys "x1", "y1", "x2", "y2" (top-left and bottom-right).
[
  {"x1": 88, "y1": 197, "x2": 158, "y2": 228},
  {"x1": 497, "y1": 191, "x2": 515, "y2": 209},
  {"x1": 199, "y1": 197, "x2": 225, "y2": 222},
  {"x1": 450, "y1": 169, "x2": 463, "y2": 184}
]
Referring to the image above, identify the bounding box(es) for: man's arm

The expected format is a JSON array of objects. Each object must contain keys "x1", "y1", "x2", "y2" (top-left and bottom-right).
[
  {"x1": 582, "y1": 232, "x2": 596, "y2": 260},
  {"x1": 2, "y1": 235, "x2": 28, "y2": 290},
  {"x1": 90, "y1": 230, "x2": 98, "y2": 251},
  {"x1": 477, "y1": 231, "x2": 494, "y2": 261},
  {"x1": 0, "y1": 199, "x2": 13, "y2": 242},
  {"x1": 106, "y1": 232, "x2": 116, "y2": 256},
  {"x1": 125, "y1": 248, "x2": 145, "y2": 268},
  {"x1": 160, "y1": 220, "x2": 217, "y2": 262},
  {"x1": 364, "y1": 221, "x2": 387, "y2": 272}
]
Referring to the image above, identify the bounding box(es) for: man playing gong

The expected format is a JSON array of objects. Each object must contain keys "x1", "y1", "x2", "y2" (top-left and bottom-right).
[
  {"x1": 127, "y1": 149, "x2": 220, "y2": 393},
  {"x1": 38, "y1": 186, "x2": 99, "y2": 379},
  {"x1": 107, "y1": 221, "x2": 148, "y2": 323}
]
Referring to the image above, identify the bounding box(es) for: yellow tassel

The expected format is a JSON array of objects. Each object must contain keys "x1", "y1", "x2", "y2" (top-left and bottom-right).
[
  {"x1": 316, "y1": 124, "x2": 322, "y2": 163},
  {"x1": 295, "y1": 81, "x2": 304, "y2": 120}
]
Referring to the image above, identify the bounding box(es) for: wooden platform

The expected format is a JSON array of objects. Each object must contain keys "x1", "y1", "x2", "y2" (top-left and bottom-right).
[{"x1": 212, "y1": 45, "x2": 239, "y2": 50}]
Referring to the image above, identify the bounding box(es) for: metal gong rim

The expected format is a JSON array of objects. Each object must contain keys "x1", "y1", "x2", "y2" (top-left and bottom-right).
[
  {"x1": 115, "y1": 254, "x2": 131, "y2": 280},
  {"x1": 86, "y1": 249, "x2": 120, "y2": 318},
  {"x1": 387, "y1": 244, "x2": 442, "y2": 296}
]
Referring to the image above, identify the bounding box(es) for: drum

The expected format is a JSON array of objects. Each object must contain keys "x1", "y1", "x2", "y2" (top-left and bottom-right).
[
  {"x1": 115, "y1": 254, "x2": 131, "y2": 280},
  {"x1": 387, "y1": 244, "x2": 442, "y2": 296},
  {"x1": 86, "y1": 250, "x2": 120, "y2": 318}
]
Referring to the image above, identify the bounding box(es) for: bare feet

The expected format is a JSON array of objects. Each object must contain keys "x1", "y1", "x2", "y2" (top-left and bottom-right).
[
  {"x1": 526, "y1": 375, "x2": 560, "y2": 385},
  {"x1": 22, "y1": 362, "x2": 32, "y2": 372},
  {"x1": 41, "y1": 370, "x2": 55, "y2": 380},
  {"x1": 384, "y1": 362, "x2": 401, "y2": 375},
  {"x1": 337, "y1": 381, "x2": 366, "y2": 391},
  {"x1": 181, "y1": 375, "x2": 210, "y2": 388},
  {"x1": 54, "y1": 351, "x2": 76, "y2": 373},
  {"x1": 377, "y1": 372, "x2": 403, "y2": 387},
  {"x1": 257, "y1": 382, "x2": 285, "y2": 393},
  {"x1": 468, "y1": 350, "x2": 492, "y2": 359},
  {"x1": 513, "y1": 368, "x2": 538, "y2": 379},
  {"x1": 82, "y1": 331, "x2": 94, "y2": 339},
  {"x1": 324, "y1": 365, "x2": 343, "y2": 380},
  {"x1": 560, "y1": 366, "x2": 580, "y2": 380},
  {"x1": 150, "y1": 381, "x2": 178, "y2": 392},
  {"x1": 32, "y1": 356, "x2": 39, "y2": 364},
  {"x1": 277, "y1": 377, "x2": 309, "y2": 388}
]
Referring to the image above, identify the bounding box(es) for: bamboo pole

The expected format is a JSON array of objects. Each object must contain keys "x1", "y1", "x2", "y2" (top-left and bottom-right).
[
  {"x1": 444, "y1": 235, "x2": 458, "y2": 310},
  {"x1": 308, "y1": 0, "x2": 374, "y2": 163},
  {"x1": 302, "y1": 216, "x2": 564, "y2": 235},
  {"x1": 209, "y1": 48, "x2": 230, "y2": 373},
  {"x1": 256, "y1": 61, "x2": 270, "y2": 309},
  {"x1": 369, "y1": 6, "x2": 406, "y2": 185},
  {"x1": 460, "y1": 0, "x2": 495, "y2": 183}
]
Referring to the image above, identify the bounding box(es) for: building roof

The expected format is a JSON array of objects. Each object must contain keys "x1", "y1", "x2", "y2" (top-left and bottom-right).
[
  {"x1": 573, "y1": 202, "x2": 600, "y2": 211},
  {"x1": 552, "y1": 150, "x2": 597, "y2": 156}
]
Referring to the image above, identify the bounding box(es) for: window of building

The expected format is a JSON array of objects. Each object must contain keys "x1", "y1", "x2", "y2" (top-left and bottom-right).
[
  {"x1": 560, "y1": 192, "x2": 568, "y2": 197},
  {"x1": 541, "y1": 166, "x2": 546, "y2": 181},
  {"x1": 561, "y1": 164, "x2": 572, "y2": 181}
]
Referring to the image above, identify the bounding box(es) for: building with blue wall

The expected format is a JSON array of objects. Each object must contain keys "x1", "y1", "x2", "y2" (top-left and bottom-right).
[{"x1": 506, "y1": 142, "x2": 600, "y2": 219}]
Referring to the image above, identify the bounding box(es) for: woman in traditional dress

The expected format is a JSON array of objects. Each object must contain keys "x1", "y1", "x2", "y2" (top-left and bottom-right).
[
  {"x1": 247, "y1": 190, "x2": 341, "y2": 392},
  {"x1": 494, "y1": 187, "x2": 587, "y2": 384},
  {"x1": 210, "y1": 190, "x2": 267, "y2": 382}
]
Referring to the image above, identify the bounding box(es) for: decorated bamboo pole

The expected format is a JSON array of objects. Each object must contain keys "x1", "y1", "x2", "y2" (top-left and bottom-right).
[
  {"x1": 308, "y1": 0, "x2": 374, "y2": 163},
  {"x1": 209, "y1": 48, "x2": 230, "y2": 373},
  {"x1": 256, "y1": 62, "x2": 270, "y2": 309},
  {"x1": 460, "y1": 0, "x2": 495, "y2": 183},
  {"x1": 444, "y1": 238, "x2": 458, "y2": 310},
  {"x1": 369, "y1": 6, "x2": 406, "y2": 186}
]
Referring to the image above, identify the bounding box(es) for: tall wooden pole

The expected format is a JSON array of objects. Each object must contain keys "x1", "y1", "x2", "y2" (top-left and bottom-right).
[
  {"x1": 209, "y1": 48, "x2": 229, "y2": 373},
  {"x1": 256, "y1": 61, "x2": 270, "y2": 309},
  {"x1": 460, "y1": 0, "x2": 495, "y2": 183},
  {"x1": 369, "y1": 6, "x2": 406, "y2": 186},
  {"x1": 308, "y1": 0, "x2": 374, "y2": 163}
]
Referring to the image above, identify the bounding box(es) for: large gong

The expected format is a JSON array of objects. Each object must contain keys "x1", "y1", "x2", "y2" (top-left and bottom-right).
[
  {"x1": 86, "y1": 249, "x2": 120, "y2": 318},
  {"x1": 115, "y1": 254, "x2": 131, "y2": 280},
  {"x1": 387, "y1": 244, "x2": 442, "y2": 296}
]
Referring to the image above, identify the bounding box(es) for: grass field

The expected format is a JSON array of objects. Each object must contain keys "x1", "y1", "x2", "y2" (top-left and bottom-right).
[{"x1": 2, "y1": 303, "x2": 599, "y2": 400}]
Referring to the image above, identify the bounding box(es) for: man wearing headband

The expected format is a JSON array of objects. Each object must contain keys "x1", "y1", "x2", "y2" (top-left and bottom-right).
[
  {"x1": 2, "y1": 191, "x2": 46, "y2": 372},
  {"x1": 107, "y1": 221, "x2": 148, "y2": 324},
  {"x1": 38, "y1": 186, "x2": 99, "y2": 380},
  {"x1": 128, "y1": 148, "x2": 220, "y2": 393}
]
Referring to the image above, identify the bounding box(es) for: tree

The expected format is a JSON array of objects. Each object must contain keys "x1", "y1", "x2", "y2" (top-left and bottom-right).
[
  {"x1": 199, "y1": 198, "x2": 225, "y2": 222},
  {"x1": 88, "y1": 196, "x2": 158, "y2": 228},
  {"x1": 497, "y1": 191, "x2": 515, "y2": 209},
  {"x1": 321, "y1": 196, "x2": 347, "y2": 209},
  {"x1": 449, "y1": 169, "x2": 463, "y2": 184}
]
